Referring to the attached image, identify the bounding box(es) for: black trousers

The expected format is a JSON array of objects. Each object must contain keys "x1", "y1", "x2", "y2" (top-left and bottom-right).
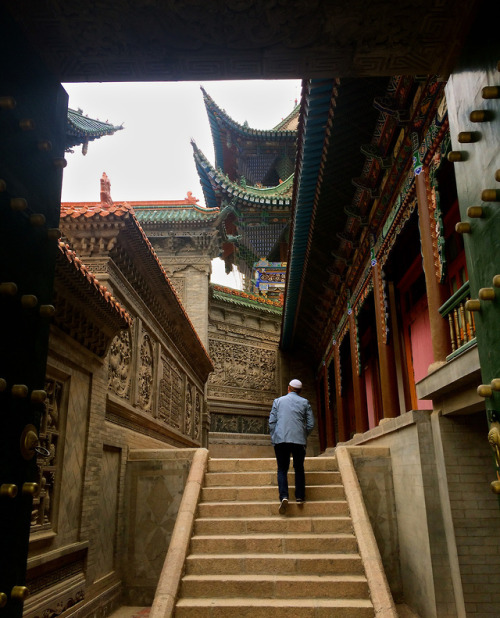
[{"x1": 274, "y1": 442, "x2": 306, "y2": 501}]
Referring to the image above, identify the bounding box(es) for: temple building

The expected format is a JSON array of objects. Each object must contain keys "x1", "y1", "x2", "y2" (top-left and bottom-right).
[
  {"x1": 192, "y1": 87, "x2": 299, "y2": 286},
  {"x1": 1, "y1": 2, "x2": 499, "y2": 618}
]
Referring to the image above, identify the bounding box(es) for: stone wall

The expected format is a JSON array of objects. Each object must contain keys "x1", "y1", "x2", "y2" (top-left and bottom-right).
[
  {"x1": 25, "y1": 239, "x2": 210, "y2": 617},
  {"x1": 437, "y1": 411, "x2": 500, "y2": 618},
  {"x1": 336, "y1": 405, "x2": 500, "y2": 618},
  {"x1": 336, "y1": 411, "x2": 452, "y2": 618},
  {"x1": 207, "y1": 296, "x2": 282, "y2": 457},
  {"x1": 122, "y1": 449, "x2": 197, "y2": 606}
]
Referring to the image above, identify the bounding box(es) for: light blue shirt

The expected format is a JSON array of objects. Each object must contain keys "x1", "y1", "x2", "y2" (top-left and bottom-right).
[{"x1": 269, "y1": 391, "x2": 315, "y2": 446}]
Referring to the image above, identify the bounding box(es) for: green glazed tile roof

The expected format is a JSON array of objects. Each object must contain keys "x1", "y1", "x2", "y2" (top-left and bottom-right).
[
  {"x1": 212, "y1": 284, "x2": 283, "y2": 315},
  {"x1": 192, "y1": 141, "x2": 293, "y2": 210},
  {"x1": 134, "y1": 202, "x2": 220, "y2": 224},
  {"x1": 281, "y1": 79, "x2": 338, "y2": 350},
  {"x1": 66, "y1": 108, "x2": 123, "y2": 148},
  {"x1": 201, "y1": 87, "x2": 298, "y2": 171}
]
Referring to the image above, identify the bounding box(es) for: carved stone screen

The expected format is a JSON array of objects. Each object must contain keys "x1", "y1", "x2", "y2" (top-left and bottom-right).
[{"x1": 208, "y1": 338, "x2": 278, "y2": 403}]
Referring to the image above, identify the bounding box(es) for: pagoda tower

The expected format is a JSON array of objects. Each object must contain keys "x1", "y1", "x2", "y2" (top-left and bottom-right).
[{"x1": 192, "y1": 88, "x2": 299, "y2": 297}]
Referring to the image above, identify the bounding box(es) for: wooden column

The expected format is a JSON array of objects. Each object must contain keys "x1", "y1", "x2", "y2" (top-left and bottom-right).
[
  {"x1": 333, "y1": 343, "x2": 348, "y2": 442},
  {"x1": 372, "y1": 263, "x2": 400, "y2": 418},
  {"x1": 315, "y1": 372, "x2": 326, "y2": 452},
  {"x1": 323, "y1": 365, "x2": 335, "y2": 448},
  {"x1": 348, "y1": 312, "x2": 369, "y2": 433},
  {"x1": 415, "y1": 169, "x2": 451, "y2": 368}
]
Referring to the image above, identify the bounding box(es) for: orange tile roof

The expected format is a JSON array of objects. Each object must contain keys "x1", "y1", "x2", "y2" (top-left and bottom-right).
[
  {"x1": 57, "y1": 241, "x2": 132, "y2": 325},
  {"x1": 59, "y1": 200, "x2": 213, "y2": 370}
]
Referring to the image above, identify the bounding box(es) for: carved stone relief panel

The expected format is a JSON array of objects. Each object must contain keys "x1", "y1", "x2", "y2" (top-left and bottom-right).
[
  {"x1": 211, "y1": 413, "x2": 269, "y2": 435},
  {"x1": 171, "y1": 277, "x2": 185, "y2": 305},
  {"x1": 138, "y1": 330, "x2": 154, "y2": 412},
  {"x1": 208, "y1": 338, "x2": 278, "y2": 401},
  {"x1": 213, "y1": 320, "x2": 280, "y2": 342},
  {"x1": 158, "y1": 353, "x2": 183, "y2": 431},
  {"x1": 108, "y1": 329, "x2": 132, "y2": 400},
  {"x1": 31, "y1": 378, "x2": 63, "y2": 532},
  {"x1": 185, "y1": 383, "x2": 193, "y2": 437},
  {"x1": 194, "y1": 392, "x2": 201, "y2": 441}
]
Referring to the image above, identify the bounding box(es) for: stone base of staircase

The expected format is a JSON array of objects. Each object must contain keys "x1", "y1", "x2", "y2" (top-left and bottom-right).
[{"x1": 174, "y1": 456, "x2": 384, "y2": 617}]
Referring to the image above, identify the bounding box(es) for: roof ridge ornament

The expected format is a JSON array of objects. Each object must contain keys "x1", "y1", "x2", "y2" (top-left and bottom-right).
[{"x1": 100, "y1": 172, "x2": 113, "y2": 205}]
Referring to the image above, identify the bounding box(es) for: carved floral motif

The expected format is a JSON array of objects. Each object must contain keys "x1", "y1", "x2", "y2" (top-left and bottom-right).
[
  {"x1": 138, "y1": 331, "x2": 154, "y2": 411},
  {"x1": 185, "y1": 384, "x2": 193, "y2": 436},
  {"x1": 194, "y1": 392, "x2": 201, "y2": 440},
  {"x1": 108, "y1": 329, "x2": 132, "y2": 399},
  {"x1": 158, "y1": 354, "x2": 183, "y2": 430}
]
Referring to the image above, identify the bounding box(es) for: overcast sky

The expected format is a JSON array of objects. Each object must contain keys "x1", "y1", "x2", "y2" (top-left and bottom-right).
[
  {"x1": 61, "y1": 80, "x2": 301, "y2": 287},
  {"x1": 62, "y1": 80, "x2": 301, "y2": 204}
]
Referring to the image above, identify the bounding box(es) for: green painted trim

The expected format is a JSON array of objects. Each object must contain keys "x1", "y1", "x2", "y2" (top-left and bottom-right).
[
  {"x1": 438, "y1": 280, "x2": 470, "y2": 316},
  {"x1": 446, "y1": 337, "x2": 477, "y2": 362}
]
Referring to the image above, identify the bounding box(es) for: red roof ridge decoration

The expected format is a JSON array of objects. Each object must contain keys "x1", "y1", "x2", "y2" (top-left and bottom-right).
[{"x1": 57, "y1": 241, "x2": 132, "y2": 325}]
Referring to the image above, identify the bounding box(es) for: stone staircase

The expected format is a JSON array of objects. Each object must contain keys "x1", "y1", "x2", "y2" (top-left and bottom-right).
[{"x1": 174, "y1": 456, "x2": 376, "y2": 617}]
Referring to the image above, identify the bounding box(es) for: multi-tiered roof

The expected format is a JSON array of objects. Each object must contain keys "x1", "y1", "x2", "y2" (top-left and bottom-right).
[{"x1": 193, "y1": 88, "x2": 299, "y2": 279}]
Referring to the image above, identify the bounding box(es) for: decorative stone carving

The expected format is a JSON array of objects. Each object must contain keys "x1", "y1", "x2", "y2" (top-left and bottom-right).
[
  {"x1": 31, "y1": 378, "x2": 62, "y2": 531},
  {"x1": 138, "y1": 331, "x2": 154, "y2": 411},
  {"x1": 185, "y1": 384, "x2": 193, "y2": 437},
  {"x1": 208, "y1": 387, "x2": 274, "y2": 404},
  {"x1": 108, "y1": 329, "x2": 132, "y2": 399},
  {"x1": 158, "y1": 354, "x2": 183, "y2": 430},
  {"x1": 194, "y1": 392, "x2": 201, "y2": 441},
  {"x1": 214, "y1": 321, "x2": 280, "y2": 341},
  {"x1": 211, "y1": 413, "x2": 269, "y2": 435},
  {"x1": 208, "y1": 338, "x2": 277, "y2": 396},
  {"x1": 171, "y1": 277, "x2": 185, "y2": 304}
]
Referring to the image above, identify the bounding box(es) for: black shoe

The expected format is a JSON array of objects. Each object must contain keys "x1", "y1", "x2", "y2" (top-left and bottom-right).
[
  {"x1": 279, "y1": 498, "x2": 288, "y2": 514},
  {"x1": 296, "y1": 498, "x2": 306, "y2": 504}
]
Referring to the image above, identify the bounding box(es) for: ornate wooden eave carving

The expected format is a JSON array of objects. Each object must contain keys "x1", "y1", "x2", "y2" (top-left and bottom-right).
[{"x1": 54, "y1": 243, "x2": 131, "y2": 357}]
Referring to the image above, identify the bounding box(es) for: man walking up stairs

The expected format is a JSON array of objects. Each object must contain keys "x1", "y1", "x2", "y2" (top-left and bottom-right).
[{"x1": 174, "y1": 455, "x2": 389, "y2": 617}]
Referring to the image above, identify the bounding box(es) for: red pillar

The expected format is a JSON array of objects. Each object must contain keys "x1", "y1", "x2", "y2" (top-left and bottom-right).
[
  {"x1": 315, "y1": 372, "x2": 326, "y2": 452},
  {"x1": 373, "y1": 262, "x2": 400, "y2": 418},
  {"x1": 333, "y1": 343, "x2": 348, "y2": 442},
  {"x1": 323, "y1": 365, "x2": 335, "y2": 448},
  {"x1": 415, "y1": 169, "x2": 451, "y2": 369},
  {"x1": 348, "y1": 311, "x2": 369, "y2": 433}
]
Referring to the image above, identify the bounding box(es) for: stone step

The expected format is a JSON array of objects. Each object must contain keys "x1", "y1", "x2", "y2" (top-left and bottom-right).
[
  {"x1": 179, "y1": 573, "x2": 369, "y2": 599},
  {"x1": 207, "y1": 457, "x2": 338, "y2": 473},
  {"x1": 204, "y1": 470, "x2": 341, "y2": 487},
  {"x1": 194, "y1": 515, "x2": 353, "y2": 535},
  {"x1": 197, "y1": 499, "x2": 349, "y2": 519},
  {"x1": 175, "y1": 597, "x2": 374, "y2": 617},
  {"x1": 200, "y1": 484, "x2": 345, "y2": 502},
  {"x1": 184, "y1": 552, "x2": 365, "y2": 576},
  {"x1": 190, "y1": 532, "x2": 358, "y2": 555}
]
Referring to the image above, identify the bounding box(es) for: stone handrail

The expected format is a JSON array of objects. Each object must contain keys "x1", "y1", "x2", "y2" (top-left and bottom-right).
[
  {"x1": 336, "y1": 445, "x2": 398, "y2": 618},
  {"x1": 149, "y1": 447, "x2": 209, "y2": 618}
]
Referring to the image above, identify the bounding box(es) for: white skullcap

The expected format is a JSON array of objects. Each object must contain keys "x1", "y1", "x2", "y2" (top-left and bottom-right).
[{"x1": 289, "y1": 379, "x2": 302, "y2": 389}]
